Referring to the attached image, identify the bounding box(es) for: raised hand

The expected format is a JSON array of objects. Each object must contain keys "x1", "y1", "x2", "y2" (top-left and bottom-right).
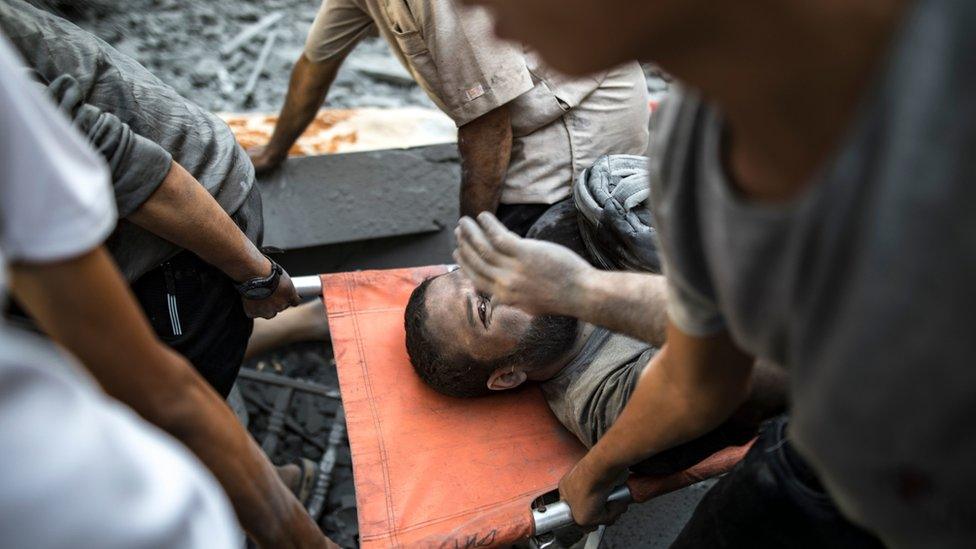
[{"x1": 453, "y1": 212, "x2": 593, "y2": 317}]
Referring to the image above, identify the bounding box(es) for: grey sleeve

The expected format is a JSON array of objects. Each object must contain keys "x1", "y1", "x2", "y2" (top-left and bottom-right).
[
  {"x1": 647, "y1": 87, "x2": 726, "y2": 336},
  {"x1": 44, "y1": 74, "x2": 172, "y2": 218}
]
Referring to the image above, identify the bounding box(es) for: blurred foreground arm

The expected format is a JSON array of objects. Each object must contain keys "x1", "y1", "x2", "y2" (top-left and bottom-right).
[
  {"x1": 559, "y1": 326, "x2": 754, "y2": 527},
  {"x1": 9, "y1": 248, "x2": 335, "y2": 549},
  {"x1": 455, "y1": 212, "x2": 669, "y2": 346}
]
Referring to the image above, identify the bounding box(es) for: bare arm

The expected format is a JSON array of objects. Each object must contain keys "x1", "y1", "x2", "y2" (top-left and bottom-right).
[
  {"x1": 249, "y1": 54, "x2": 346, "y2": 174},
  {"x1": 455, "y1": 212, "x2": 669, "y2": 346},
  {"x1": 43, "y1": 75, "x2": 297, "y2": 318},
  {"x1": 129, "y1": 160, "x2": 299, "y2": 318},
  {"x1": 9, "y1": 248, "x2": 334, "y2": 549},
  {"x1": 457, "y1": 104, "x2": 513, "y2": 217},
  {"x1": 559, "y1": 326, "x2": 754, "y2": 526}
]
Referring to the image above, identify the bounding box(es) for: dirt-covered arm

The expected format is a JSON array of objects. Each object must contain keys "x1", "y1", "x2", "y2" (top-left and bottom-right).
[
  {"x1": 457, "y1": 104, "x2": 513, "y2": 217},
  {"x1": 454, "y1": 212, "x2": 669, "y2": 346},
  {"x1": 249, "y1": 53, "x2": 347, "y2": 174}
]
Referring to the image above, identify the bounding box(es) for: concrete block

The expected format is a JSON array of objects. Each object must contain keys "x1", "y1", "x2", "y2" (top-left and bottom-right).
[{"x1": 258, "y1": 143, "x2": 460, "y2": 250}]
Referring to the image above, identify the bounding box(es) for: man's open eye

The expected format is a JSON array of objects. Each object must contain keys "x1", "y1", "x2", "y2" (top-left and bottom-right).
[{"x1": 478, "y1": 296, "x2": 489, "y2": 328}]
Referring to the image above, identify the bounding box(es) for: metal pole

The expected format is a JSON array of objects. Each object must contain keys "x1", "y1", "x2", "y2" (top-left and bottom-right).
[
  {"x1": 531, "y1": 485, "x2": 632, "y2": 536},
  {"x1": 293, "y1": 275, "x2": 323, "y2": 299}
]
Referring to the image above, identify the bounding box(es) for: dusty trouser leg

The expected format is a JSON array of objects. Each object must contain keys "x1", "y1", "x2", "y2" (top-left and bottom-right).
[
  {"x1": 670, "y1": 416, "x2": 884, "y2": 549},
  {"x1": 245, "y1": 299, "x2": 329, "y2": 360}
]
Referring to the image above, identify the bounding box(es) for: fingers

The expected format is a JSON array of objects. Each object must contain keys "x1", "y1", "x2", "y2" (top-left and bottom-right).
[
  {"x1": 476, "y1": 212, "x2": 521, "y2": 255},
  {"x1": 452, "y1": 247, "x2": 500, "y2": 294},
  {"x1": 457, "y1": 216, "x2": 502, "y2": 263},
  {"x1": 455, "y1": 218, "x2": 504, "y2": 282}
]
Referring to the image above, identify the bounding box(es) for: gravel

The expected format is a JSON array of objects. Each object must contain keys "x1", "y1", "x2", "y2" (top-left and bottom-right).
[{"x1": 47, "y1": 0, "x2": 667, "y2": 114}]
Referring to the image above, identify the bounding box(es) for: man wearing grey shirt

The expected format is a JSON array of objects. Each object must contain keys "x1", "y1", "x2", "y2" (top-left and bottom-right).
[
  {"x1": 455, "y1": 0, "x2": 976, "y2": 546},
  {"x1": 0, "y1": 0, "x2": 300, "y2": 397}
]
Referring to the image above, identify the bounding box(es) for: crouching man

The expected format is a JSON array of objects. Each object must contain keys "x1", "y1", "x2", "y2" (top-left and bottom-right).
[{"x1": 403, "y1": 156, "x2": 787, "y2": 474}]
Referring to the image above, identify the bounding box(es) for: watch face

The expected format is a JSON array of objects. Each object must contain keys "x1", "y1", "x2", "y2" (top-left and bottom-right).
[{"x1": 244, "y1": 286, "x2": 275, "y2": 300}]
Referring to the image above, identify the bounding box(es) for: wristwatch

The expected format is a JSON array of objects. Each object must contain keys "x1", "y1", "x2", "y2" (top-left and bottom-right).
[{"x1": 234, "y1": 257, "x2": 283, "y2": 300}]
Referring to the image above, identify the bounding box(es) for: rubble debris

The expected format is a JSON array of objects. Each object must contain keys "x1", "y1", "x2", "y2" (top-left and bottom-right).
[
  {"x1": 260, "y1": 386, "x2": 293, "y2": 456},
  {"x1": 242, "y1": 28, "x2": 279, "y2": 106},
  {"x1": 237, "y1": 367, "x2": 340, "y2": 399},
  {"x1": 240, "y1": 342, "x2": 358, "y2": 547},
  {"x1": 307, "y1": 406, "x2": 347, "y2": 521},
  {"x1": 190, "y1": 57, "x2": 222, "y2": 87},
  {"x1": 220, "y1": 11, "x2": 283, "y2": 57}
]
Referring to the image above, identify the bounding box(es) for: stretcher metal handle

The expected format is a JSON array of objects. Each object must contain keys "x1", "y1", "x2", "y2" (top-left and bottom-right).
[
  {"x1": 293, "y1": 275, "x2": 323, "y2": 299},
  {"x1": 532, "y1": 484, "x2": 632, "y2": 535}
]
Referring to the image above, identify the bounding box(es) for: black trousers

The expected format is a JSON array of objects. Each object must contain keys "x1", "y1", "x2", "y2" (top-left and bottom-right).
[
  {"x1": 495, "y1": 203, "x2": 553, "y2": 237},
  {"x1": 131, "y1": 251, "x2": 252, "y2": 398},
  {"x1": 671, "y1": 415, "x2": 884, "y2": 549}
]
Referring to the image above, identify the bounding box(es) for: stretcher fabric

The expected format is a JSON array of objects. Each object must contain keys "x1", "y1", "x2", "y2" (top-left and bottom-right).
[{"x1": 322, "y1": 267, "x2": 751, "y2": 548}]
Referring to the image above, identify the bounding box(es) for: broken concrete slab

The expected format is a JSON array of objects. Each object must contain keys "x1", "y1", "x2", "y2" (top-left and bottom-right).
[{"x1": 258, "y1": 143, "x2": 460, "y2": 251}]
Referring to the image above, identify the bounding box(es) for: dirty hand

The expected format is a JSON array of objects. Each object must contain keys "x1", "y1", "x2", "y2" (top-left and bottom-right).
[
  {"x1": 248, "y1": 145, "x2": 287, "y2": 176},
  {"x1": 558, "y1": 456, "x2": 628, "y2": 529},
  {"x1": 454, "y1": 212, "x2": 593, "y2": 316},
  {"x1": 243, "y1": 268, "x2": 301, "y2": 319}
]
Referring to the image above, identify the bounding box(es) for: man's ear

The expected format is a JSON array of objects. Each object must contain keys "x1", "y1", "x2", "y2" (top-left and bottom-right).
[{"x1": 487, "y1": 367, "x2": 528, "y2": 391}]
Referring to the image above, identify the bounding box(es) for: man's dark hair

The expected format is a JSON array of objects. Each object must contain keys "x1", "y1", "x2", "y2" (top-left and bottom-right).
[
  {"x1": 404, "y1": 275, "x2": 578, "y2": 398},
  {"x1": 405, "y1": 276, "x2": 492, "y2": 397}
]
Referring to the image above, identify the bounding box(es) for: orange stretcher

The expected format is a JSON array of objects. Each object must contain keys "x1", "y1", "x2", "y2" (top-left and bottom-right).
[{"x1": 292, "y1": 267, "x2": 752, "y2": 548}]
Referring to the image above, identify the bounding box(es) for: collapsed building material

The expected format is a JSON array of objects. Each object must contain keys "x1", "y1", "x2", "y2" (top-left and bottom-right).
[
  {"x1": 243, "y1": 391, "x2": 327, "y2": 452},
  {"x1": 260, "y1": 387, "x2": 294, "y2": 456},
  {"x1": 242, "y1": 28, "x2": 278, "y2": 105},
  {"x1": 219, "y1": 11, "x2": 283, "y2": 57},
  {"x1": 307, "y1": 406, "x2": 347, "y2": 521},
  {"x1": 237, "y1": 368, "x2": 340, "y2": 400}
]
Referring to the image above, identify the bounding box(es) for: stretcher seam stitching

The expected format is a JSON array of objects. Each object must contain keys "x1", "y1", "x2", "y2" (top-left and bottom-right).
[
  {"x1": 378, "y1": 486, "x2": 552, "y2": 534},
  {"x1": 344, "y1": 272, "x2": 402, "y2": 548}
]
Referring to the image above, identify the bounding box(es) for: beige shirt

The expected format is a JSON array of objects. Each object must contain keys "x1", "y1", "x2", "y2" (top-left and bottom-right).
[{"x1": 306, "y1": 0, "x2": 649, "y2": 204}]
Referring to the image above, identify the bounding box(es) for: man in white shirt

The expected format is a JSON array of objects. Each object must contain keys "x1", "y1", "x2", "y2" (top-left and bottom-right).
[{"x1": 0, "y1": 34, "x2": 241, "y2": 548}]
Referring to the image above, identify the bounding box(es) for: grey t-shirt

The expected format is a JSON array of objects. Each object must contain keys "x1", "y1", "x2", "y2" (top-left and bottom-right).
[
  {"x1": 649, "y1": 0, "x2": 976, "y2": 544},
  {"x1": 0, "y1": 0, "x2": 260, "y2": 281},
  {"x1": 541, "y1": 328, "x2": 656, "y2": 448}
]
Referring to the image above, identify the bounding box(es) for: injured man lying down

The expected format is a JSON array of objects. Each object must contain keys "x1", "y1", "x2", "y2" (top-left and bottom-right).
[{"x1": 404, "y1": 155, "x2": 787, "y2": 475}]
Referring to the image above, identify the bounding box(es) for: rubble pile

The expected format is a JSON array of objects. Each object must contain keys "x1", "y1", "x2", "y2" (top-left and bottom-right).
[
  {"x1": 240, "y1": 341, "x2": 359, "y2": 547},
  {"x1": 55, "y1": 0, "x2": 435, "y2": 113}
]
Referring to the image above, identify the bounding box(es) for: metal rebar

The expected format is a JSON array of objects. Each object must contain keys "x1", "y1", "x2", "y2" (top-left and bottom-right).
[
  {"x1": 237, "y1": 368, "x2": 340, "y2": 400},
  {"x1": 261, "y1": 387, "x2": 293, "y2": 456},
  {"x1": 241, "y1": 29, "x2": 278, "y2": 103},
  {"x1": 307, "y1": 406, "x2": 347, "y2": 521},
  {"x1": 241, "y1": 392, "x2": 327, "y2": 452},
  {"x1": 220, "y1": 12, "x2": 283, "y2": 57}
]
